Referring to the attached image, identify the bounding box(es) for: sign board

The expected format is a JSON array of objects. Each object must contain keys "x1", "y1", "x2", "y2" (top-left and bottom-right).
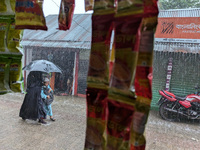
[{"x1": 155, "y1": 17, "x2": 200, "y2": 39}]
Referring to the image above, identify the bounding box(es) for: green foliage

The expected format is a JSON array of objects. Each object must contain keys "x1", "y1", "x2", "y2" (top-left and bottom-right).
[{"x1": 158, "y1": 0, "x2": 200, "y2": 10}]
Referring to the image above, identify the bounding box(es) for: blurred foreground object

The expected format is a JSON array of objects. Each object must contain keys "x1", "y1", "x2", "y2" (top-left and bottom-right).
[
  {"x1": 84, "y1": 0, "x2": 158, "y2": 149},
  {"x1": 58, "y1": 0, "x2": 75, "y2": 30},
  {"x1": 0, "y1": 0, "x2": 23, "y2": 94}
]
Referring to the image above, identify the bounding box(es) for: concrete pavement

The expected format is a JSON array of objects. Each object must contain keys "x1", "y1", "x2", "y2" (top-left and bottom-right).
[{"x1": 0, "y1": 93, "x2": 199, "y2": 150}]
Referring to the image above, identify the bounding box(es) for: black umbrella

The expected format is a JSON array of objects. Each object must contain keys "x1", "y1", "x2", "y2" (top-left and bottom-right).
[{"x1": 22, "y1": 60, "x2": 62, "y2": 73}]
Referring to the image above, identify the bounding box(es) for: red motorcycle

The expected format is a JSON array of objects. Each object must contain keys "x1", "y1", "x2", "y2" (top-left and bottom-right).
[{"x1": 158, "y1": 87, "x2": 200, "y2": 122}]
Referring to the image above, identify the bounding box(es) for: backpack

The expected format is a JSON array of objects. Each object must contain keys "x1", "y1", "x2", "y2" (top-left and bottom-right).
[{"x1": 42, "y1": 86, "x2": 54, "y2": 105}]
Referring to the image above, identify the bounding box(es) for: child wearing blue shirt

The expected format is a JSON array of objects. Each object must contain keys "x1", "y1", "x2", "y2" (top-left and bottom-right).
[{"x1": 41, "y1": 78, "x2": 55, "y2": 121}]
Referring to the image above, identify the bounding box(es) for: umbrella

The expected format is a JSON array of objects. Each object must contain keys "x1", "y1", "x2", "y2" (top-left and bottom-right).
[{"x1": 22, "y1": 60, "x2": 62, "y2": 73}]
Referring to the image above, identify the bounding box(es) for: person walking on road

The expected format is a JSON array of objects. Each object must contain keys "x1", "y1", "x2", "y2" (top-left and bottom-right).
[
  {"x1": 41, "y1": 78, "x2": 56, "y2": 121},
  {"x1": 19, "y1": 71, "x2": 47, "y2": 124}
]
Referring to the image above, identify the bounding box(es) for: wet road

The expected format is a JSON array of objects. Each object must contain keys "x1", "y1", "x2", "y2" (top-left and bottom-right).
[
  {"x1": 145, "y1": 110, "x2": 200, "y2": 150},
  {"x1": 0, "y1": 93, "x2": 86, "y2": 150},
  {"x1": 0, "y1": 93, "x2": 199, "y2": 150}
]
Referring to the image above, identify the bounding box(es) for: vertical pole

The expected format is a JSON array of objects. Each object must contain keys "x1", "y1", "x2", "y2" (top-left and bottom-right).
[
  {"x1": 72, "y1": 51, "x2": 79, "y2": 96},
  {"x1": 166, "y1": 57, "x2": 173, "y2": 91},
  {"x1": 24, "y1": 49, "x2": 27, "y2": 88},
  {"x1": 74, "y1": 51, "x2": 79, "y2": 96}
]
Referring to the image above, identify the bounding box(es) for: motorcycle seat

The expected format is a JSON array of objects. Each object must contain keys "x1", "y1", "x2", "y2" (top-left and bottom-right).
[{"x1": 175, "y1": 96, "x2": 186, "y2": 101}]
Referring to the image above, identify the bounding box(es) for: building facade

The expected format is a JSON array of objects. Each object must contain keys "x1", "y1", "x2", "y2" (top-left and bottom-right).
[
  {"x1": 21, "y1": 14, "x2": 92, "y2": 96},
  {"x1": 151, "y1": 8, "x2": 200, "y2": 109}
]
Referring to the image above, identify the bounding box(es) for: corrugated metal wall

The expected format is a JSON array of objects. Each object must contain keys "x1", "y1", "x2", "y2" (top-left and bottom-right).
[
  {"x1": 158, "y1": 8, "x2": 200, "y2": 18},
  {"x1": 151, "y1": 51, "x2": 200, "y2": 110},
  {"x1": 77, "y1": 49, "x2": 90, "y2": 95}
]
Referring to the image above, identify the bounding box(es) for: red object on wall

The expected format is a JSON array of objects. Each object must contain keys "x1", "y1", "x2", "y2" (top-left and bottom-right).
[{"x1": 50, "y1": 72, "x2": 55, "y2": 91}]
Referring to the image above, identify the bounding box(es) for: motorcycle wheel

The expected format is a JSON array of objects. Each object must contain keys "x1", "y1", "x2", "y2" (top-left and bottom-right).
[{"x1": 159, "y1": 101, "x2": 178, "y2": 122}]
